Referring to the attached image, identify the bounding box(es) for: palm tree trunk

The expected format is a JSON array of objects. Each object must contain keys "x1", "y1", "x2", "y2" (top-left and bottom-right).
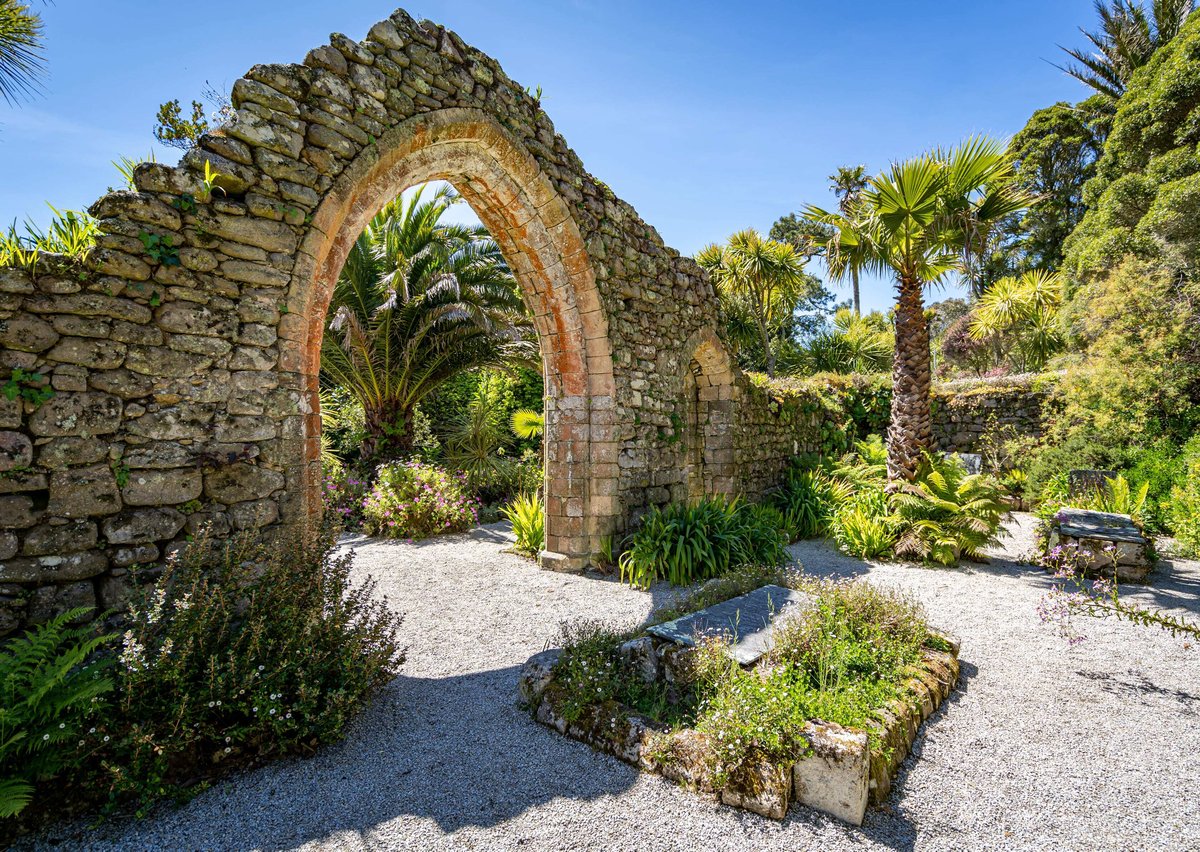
[
  {"x1": 361, "y1": 401, "x2": 413, "y2": 462},
  {"x1": 887, "y1": 275, "x2": 934, "y2": 485},
  {"x1": 852, "y1": 268, "x2": 861, "y2": 316}
]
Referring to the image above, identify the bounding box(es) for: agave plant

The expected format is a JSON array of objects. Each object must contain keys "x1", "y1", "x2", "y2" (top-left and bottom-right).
[{"x1": 890, "y1": 454, "x2": 1006, "y2": 564}]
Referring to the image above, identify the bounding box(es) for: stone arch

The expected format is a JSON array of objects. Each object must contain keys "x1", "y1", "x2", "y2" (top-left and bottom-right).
[
  {"x1": 281, "y1": 108, "x2": 615, "y2": 569},
  {"x1": 678, "y1": 328, "x2": 737, "y2": 500}
]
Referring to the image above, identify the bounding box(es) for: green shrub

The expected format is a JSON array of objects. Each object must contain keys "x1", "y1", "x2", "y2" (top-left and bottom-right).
[
  {"x1": 91, "y1": 527, "x2": 404, "y2": 812},
  {"x1": 619, "y1": 498, "x2": 787, "y2": 589},
  {"x1": 1168, "y1": 459, "x2": 1200, "y2": 557},
  {"x1": 0, "y1": 609, "x2": 114, "y2": 819},
  {"x1": 362, "y1": 461, "x2": 478, "y2": 539},
  {"x1": 502, "y1": 492, "x2": 544, "y2": 556}
]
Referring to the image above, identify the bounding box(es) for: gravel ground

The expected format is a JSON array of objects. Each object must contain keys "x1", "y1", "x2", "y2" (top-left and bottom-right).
[{"x1": 28, "y1": 515, "x2": 1200, "y2": 852}]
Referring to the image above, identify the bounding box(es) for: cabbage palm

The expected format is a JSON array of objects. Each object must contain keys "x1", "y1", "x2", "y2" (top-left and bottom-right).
[
  {"x1": 804, "y1": 308, "x2": 893, "y2": 374},
  {"x1": 828, "y1": 165, "x2": 870, "y2": 315},
  {"x1": 806, "y1": 138, "x2": 1031, "y2": 483},
  {"x1": 970, "y1": 270, "x2": 1065, "y2": 371},
  {"x1": 321, "y1": 185, "x2": 534, "y2": 460},
  {"x1": 1059, "y1": 0, "x2": 1194, "y2": 101},
  {"x1": 695, "y1": 229, "x2": 808, "y2": 377}
]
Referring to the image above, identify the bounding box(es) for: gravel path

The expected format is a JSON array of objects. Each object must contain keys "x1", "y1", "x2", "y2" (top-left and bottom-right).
[{"x1": 30, "y1": 516, "x2": 1200, "y2": 851}]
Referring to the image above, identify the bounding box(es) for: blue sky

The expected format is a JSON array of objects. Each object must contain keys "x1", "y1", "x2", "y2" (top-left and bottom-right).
[{"x1": 1, "y1": 1, "x2": 1097, "y2": 313}]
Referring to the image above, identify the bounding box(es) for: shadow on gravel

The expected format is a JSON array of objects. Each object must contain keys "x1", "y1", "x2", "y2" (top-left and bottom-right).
[
  {"x1": 1075, "y1": 668, "x2": 1200, "y2": 708},
  {"x1": 235, "y1": 665, "x2": 642, "y2": 851}
]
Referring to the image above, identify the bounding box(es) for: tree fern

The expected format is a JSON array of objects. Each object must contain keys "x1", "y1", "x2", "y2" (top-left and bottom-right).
[
  {"x1": 0, "y1": 608, "x2": 115, "y2": 818},
  {"x1": 891, "y1": 454, "x2": 1006, "y2": 564}
]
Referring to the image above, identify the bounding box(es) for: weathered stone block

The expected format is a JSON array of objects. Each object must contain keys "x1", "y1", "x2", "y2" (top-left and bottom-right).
[
  {"x1": 793, "y1": 722, "x2": 870, "y2": 826},
  {"x1": 0, "y1": 495, "x2": 41, "y2": 528},
  {"x1": 22, "y1": 521, "x2": 98, "y2": 556},
  {"x1": 122, "y1": 468, "x2": 203, "y2": 506},
  {"x1": 0, "y1": 551, "x2": 108, "y2": 583},
  {"x1": 27, "y1": 392, "x2": 121, "y2": 437},
  {"x1": 27, "y1": 580, "x2": 97, "y2": 624},
  {"x1": 0, "y1": 314, "x2": 59, "y2": 353},
  {"x1": 204, "y1": 463, "x2": 285, "y2": 503},
  {"x1": 46, "y1": 336, "x2": 126, "y2": 369},
  {"x1": 102, "y1": 507, "x2": 186, "y2": 545},
  {"x1": 0, "y1": 431, "x2": 33, "y2": 471},
  {"x1": 229, "y1": 498, "x2": 279, "y2": 529},
  {"x1": 48, "y1": 464, "x2": 121, "y2": 518}
]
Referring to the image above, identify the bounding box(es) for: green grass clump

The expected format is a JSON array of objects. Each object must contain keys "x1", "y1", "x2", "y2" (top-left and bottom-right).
[
  {"x1": 502, "y1": 491, "x2": 544, "y2": 556},
  {"x1": 619, "y1": 498, "x2": 787, "y2": 589}
]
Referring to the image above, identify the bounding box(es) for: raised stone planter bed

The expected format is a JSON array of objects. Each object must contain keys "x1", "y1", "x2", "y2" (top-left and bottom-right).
[
  {"x1": 518, "y1": 586, "x2": 960, "y2": 825},
  {"x1": 1046, "y1": 508, "x2": 1152, "y2": 583}
]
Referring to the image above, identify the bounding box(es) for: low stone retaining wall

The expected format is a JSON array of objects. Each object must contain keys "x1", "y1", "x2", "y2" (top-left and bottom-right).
[{"x1": 519, "y1": 633, "x2": 960, "y2": 824}]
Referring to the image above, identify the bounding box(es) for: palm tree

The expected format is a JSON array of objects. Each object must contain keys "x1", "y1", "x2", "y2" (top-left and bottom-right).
[
  {"x1": 695, "y1": 229, "x2": 808, "y2": 377},
  {"x1": 969, "y1": 270, "x2": 1065, "y2": 372},
  {"x1": 0, "y1": 0, "x2": 45, "y2": 105},
  {"x1": 321, "y1": 185, "x2": 535, "y2": 461},
  {"x1": 828, "y1": 166, "x2": 869, "y2": 314},
  {"x1": 806, "y1": 139, "x2": 1031, "y2": 483},
  {"x1": 1059, "y1": 0, "x2": 1195, "y2": 102}
]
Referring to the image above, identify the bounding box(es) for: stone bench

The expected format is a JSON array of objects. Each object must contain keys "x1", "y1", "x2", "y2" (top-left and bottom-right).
[{"x1": 1045, "y1": 507, "x2": 1152, "y2": 582}]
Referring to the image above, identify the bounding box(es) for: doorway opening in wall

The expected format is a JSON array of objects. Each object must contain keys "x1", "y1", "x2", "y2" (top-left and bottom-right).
[{"x1": 317, "y1": 181, "x2": 547, "y2": 555}]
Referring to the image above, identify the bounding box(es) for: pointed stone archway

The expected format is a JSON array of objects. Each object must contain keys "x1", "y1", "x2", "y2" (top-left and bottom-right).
[{"x1": 284, "y1": 108, "x2": 616, "y2": 568}]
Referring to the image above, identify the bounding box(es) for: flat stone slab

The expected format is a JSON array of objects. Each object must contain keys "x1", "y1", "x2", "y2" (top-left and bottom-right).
[
  {"x1": 646, "y1": 584, "x2": 811, "y2": 665},
  {"x1": 1056, "y1": 508, "x2": 1146, "y2": 544}
]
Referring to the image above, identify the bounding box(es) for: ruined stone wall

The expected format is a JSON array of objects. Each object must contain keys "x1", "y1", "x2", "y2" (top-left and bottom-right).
[
  {"x1": 930, "y1": 375, "x2": 1050, "y2": 454},
  {"x1": 0, "y1": 8, "x2": 786, "y2": 635}
]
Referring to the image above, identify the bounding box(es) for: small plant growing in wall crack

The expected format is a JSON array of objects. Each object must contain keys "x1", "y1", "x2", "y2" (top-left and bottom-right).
[
  {"x1": 199, "y1": 159, "x2": 226, "y2": 202},
  {"x1": 2, "y1": 368, "x2": 55, "y2": 407},
  {"x1": 111, "y1": 459, "x2": 131, "y2": 489},
  {"x1": 138, "y1": 232, "x2": 180, "y2": 266},
  {"x1": 172, "y1": 193, "x2": 197, "y2": 213}
]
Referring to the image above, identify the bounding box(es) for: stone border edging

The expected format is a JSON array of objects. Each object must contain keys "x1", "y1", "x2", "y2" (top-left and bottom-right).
[{"x1": 518, "y1": 633, "x2": 960, "y2": 824}]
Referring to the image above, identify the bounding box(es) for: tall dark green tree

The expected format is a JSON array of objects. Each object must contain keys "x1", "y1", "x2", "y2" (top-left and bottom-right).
[
  {"x1": 998, "y1": 100, "x2": 1106, "y2": 273},
  {"x1": 321, "y1": 186, "x2": 534, "y2": 460}
]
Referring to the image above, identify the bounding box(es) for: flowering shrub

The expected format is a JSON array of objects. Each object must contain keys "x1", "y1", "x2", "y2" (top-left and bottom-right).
[
  {"x1": 1037, "y1": 543, "x2": 1200, "y2": 645},
  {"x1": 362, "y1": 461, "x2": 478, "y2": 539},
  {"x1": 85, "y1": 526, "x2": 405, "y2": 814},
  {"x1": 321, "y1": 463, "x2": 370, "y2": 530}
]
